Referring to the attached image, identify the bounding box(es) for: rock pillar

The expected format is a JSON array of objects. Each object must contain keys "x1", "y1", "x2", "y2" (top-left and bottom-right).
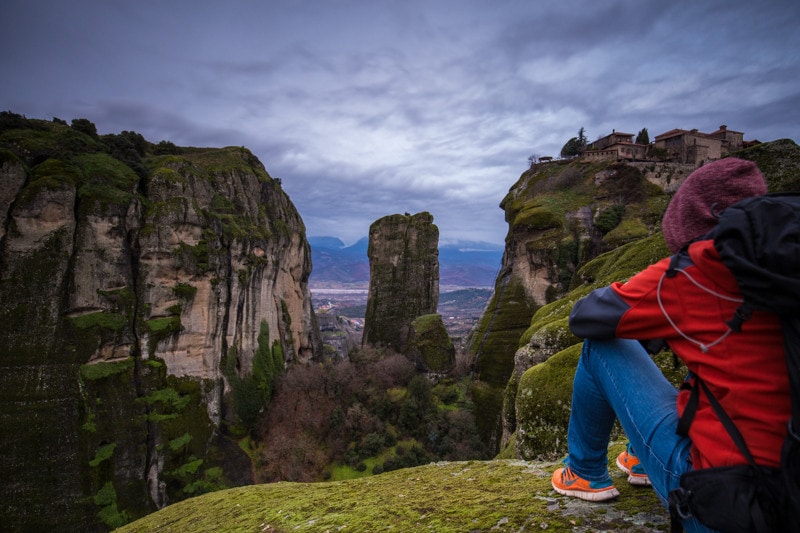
[{"x1": 362, "y1": 212, "x2": 439, "y2": 353}]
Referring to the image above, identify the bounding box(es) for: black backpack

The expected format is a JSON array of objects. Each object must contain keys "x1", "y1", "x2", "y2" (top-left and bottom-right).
[{"x1": 668, "y1": 193, "x2": 800, "y2": 533}]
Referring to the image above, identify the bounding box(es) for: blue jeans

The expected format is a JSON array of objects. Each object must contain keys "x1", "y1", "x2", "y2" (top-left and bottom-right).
[{"x1": 567, "y1": 338, "x2": 714, "y2": 533}]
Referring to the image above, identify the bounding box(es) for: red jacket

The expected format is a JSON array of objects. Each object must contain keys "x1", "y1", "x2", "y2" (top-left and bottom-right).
[{"x1": 570, "y1": 239, "x2": 789, "y2": 469}]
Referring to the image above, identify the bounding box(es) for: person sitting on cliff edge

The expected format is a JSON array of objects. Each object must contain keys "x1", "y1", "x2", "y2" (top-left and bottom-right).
[{"x1": 551, "y1": 158, "x2": 790, "y2": 533}]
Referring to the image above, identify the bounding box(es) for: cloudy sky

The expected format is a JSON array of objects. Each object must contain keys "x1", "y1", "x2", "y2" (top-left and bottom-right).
[{"x1": 2, "y1": 0, "x2": 799, "y2": 246}]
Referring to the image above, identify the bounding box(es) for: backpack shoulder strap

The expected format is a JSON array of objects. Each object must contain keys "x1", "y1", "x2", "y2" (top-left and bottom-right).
[
  {"x1": 676, "y1": 375, "x2": 759, "y2": 467},
  {"x1": 698, "y1": 377, "x2": 759, "y2": 467},
  {"x1": 780, "y1": 315, "x2": 800, "y2": 518}
]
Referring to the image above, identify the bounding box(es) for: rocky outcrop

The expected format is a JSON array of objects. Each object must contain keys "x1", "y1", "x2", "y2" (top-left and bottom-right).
[
  {"x1": 0, "y1": 116, "x2": 321, "y2": 531},
  {"x1": 317, "y1": 312, "x2": 360, "y2": 358},
  {"x1": 406, "y1": 313, "x2": 455, "y2": 373},
  {"x1": 362, "y1": 212, "x2": 439, "y2": 353},
  {"x1": 488, "y1": 140, "x2": 800, "y2": 461},
  {"x1": 114, "y1": 452, "x2": 671, "y2": 532},
  {"x1": 464, "y1": 160, "x2": 671, "y2": 452}
]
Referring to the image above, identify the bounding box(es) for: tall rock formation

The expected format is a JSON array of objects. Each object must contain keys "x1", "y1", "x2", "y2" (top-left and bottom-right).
[
  {"x1": 362, "y1": 212, "x2": 439, "y2": 353},
  {"x1": 500, "y1": 139, "x2": 800, "y2": 461},
  {"x1": 468, "y1": 140, "x2": 800, "y2": 455},
  {"x1": 0, "y1": 115, "x2": 321, "y2": 531}
]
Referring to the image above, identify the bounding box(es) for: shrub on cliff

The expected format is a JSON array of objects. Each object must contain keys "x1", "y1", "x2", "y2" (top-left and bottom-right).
[{"x1": 223, "y1": 320, "x2": 284, "y2": 432}]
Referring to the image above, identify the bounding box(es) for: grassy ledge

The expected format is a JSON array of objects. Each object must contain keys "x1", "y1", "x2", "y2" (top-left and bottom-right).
[{"x1": 116, "y1": 443, "x2": 668, "y2": 532}]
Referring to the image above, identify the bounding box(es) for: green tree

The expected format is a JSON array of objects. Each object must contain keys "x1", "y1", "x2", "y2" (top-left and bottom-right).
[
  {"x1": 635, "y1": 128, "x2": 650, "y2": 145},
  {"x1": 577, "y1": 127, "x2": 588, "y2": 147},
  {"x1": 560, "y1": 138, "x2": 582, "y2": 158},
  {"x1": 223, "y1": 320, "x2": 284, "y2": 432},
  {"x1": 71, "y1": 118, "x2": 98, "y2": 138},
  {"x1": 560, "y1": 127, "x2": 588, "y2": 158}
]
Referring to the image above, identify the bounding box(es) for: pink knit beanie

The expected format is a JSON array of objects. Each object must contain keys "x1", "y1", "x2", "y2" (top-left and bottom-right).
[{"x1": 662, "y1": 158, "x2": 767, "y2": 253}]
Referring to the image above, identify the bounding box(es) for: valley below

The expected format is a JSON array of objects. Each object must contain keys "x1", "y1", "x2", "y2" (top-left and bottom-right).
[{"x1": 311, "y1": 284, "x2": 493, "y2": 348}]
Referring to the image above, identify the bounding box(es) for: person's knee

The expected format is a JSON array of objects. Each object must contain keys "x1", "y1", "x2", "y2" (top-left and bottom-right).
[
  {"x1": 581, "y1": 338, "x2": 646, "y2": 372},
  {"x1": 581, "y1": 338, "x2": 614, "y2": 364},
  {"x1": 576, "y1": 339, "x2": 608, "y2": 380}
]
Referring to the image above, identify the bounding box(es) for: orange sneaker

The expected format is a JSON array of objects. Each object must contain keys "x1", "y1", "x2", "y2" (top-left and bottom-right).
[
  {"x1": 551, "y1": 465, "x2": 620, "y2": 502},
  {"x1": 616, "y1": 443, "x2": 651, "y2": 486}
]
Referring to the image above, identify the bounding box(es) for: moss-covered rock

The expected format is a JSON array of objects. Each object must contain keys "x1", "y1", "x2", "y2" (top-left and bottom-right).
[
  {"x1": 603, "y1": 217, "x2": 650, "y2": 247},
  {"x1": 732, "y1": 138, "x2": 800, "y2": 192},
  {"x1": 516, "y1": 344, "x2": 581, "y2": 460},
  {"x1": 363, "y1": 212, "x2": 439, "y2": 353},
  {"x1": 466, "y1": 273, "x2": 536, "y2": 450},
  {"x1": 467, "y1": 159, "x2": 679, "y2": 455},
  {"x1": 407, "y1": 313, "x2": 455, "y2": 372},
  {"x1": 116, "y1": 448, "x2": 669, "y2": 533}
]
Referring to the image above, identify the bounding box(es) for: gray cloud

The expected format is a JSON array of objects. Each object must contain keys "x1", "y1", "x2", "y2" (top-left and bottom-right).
[{"x1": 2, "y1": 0, "x2": 799, "y2": 246}]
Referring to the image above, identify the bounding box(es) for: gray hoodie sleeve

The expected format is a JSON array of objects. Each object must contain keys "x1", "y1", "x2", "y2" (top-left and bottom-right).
[{"x1": 568, "y1": 285, "x2": 631, "y2": 339}]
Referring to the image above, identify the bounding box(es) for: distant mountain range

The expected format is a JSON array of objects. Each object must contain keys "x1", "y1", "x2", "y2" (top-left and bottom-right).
[{"x1": 308, "y1": 236, "x2": 503, "y2": 288}]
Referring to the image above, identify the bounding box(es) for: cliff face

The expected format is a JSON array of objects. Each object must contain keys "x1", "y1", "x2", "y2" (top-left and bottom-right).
[
  {"x1": 362, "y1": 212, "x2": 439, "y2": 353},
  {"x1": 0, "y1": 116, "x2": 321, "y2": 531}
]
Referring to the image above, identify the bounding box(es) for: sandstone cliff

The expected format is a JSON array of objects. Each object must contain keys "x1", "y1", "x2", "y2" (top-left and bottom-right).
[
  {"x1": 0, "y1": 115, "x2": 321, "y2": 531},
  {"x1": 362, "y1": 212, "x2": 439, "y2": 353}
]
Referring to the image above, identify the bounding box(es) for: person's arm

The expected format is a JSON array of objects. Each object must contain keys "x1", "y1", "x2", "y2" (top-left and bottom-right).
[
  {"x1": 569, "y1": 285, "x2": 629, "y2": 339},
  {"x1": 569, "y1": 256, "x2": 676, "y2": 341}
]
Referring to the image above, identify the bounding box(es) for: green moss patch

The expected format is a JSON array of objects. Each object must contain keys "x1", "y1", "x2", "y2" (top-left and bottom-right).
[
  {"x1": 181, "y1": 146, "x2": 272, "y2": 182},
  {"x1": 513, "y1": 203, "x2": 564, "y2": 229},
  {"x1": 139, "y1": 387, "x2": 190, "y2": 410},
  {"x1": 144, "y1": 316, "x2": 182, "y2": 355},
  {"x1": 12, "y1": 159, "x2": 77, "y2": 208},
  {"x1": 167, "y1": 433, "x2": 193, "y2": 452},
  {"x1": 89, "y1": 443, "x2": 117, "y2": 467},
  {"x1": 117, "y1": 454, "x2": 668, "y2": 533},
  {"x1": 471, "y1": 275, "x2": 536, "y2": 386},
  {"x1": 93, "y1": 481, "x2": 131, "y2": 529},
  {"x1": 79, "y1": 358, "x2": 135, "y2": 381},
  {"x1": 69, "y1": 311, "x2": 127, "y2": 331},
  {"x1": 409, "y1": 314, "x2": 454, "y2": 372},
  {"x1": 75, "y1": 152, "x2": 139, "y2": 212},
  {"x1": 515, "y1": 345, "x2": 581, "y2": 460},
  {"x1": 571, "y1": 233, "x2": 670, "y2": 290},
  {"x1": 603, "y1": 218, "x2": 650, "y2": 247},
  {"x1": 733, "y1": 138, "x2": 800, "y2": 192}
]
